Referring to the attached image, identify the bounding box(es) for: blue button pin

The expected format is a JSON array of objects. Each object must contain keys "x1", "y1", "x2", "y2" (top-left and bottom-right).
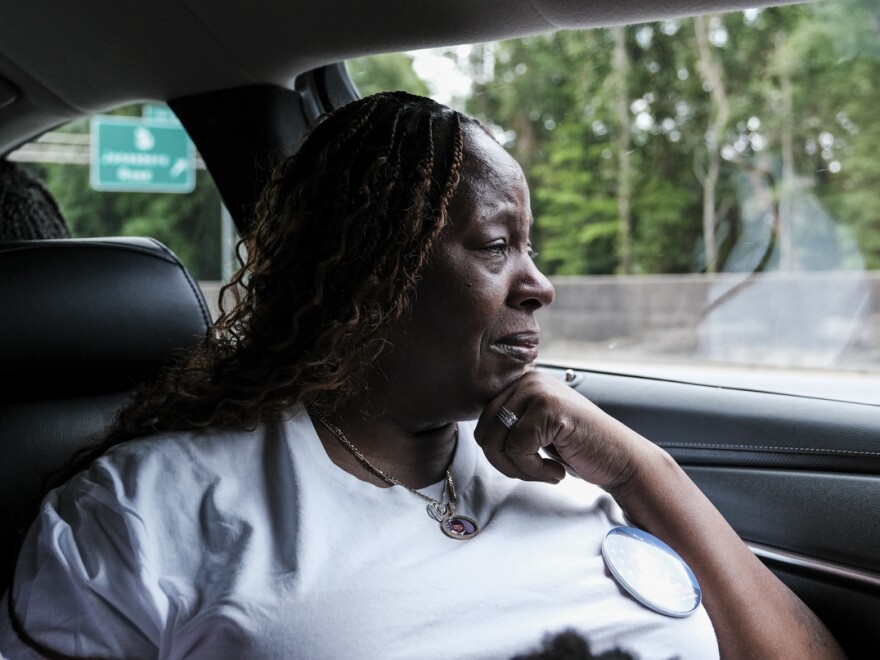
[{"x1": 602, "y1": 526, "x2": 702, "y2": 618}]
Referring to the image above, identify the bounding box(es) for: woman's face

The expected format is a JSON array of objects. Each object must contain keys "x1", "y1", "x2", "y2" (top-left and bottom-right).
[{"x1": 379, "y1": 126, "x2": 555, "y2": 424}]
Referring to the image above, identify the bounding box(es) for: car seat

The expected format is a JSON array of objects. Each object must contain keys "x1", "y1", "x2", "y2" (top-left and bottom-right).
[{"x1": 0, "y1": 237, "x2": 211, "y2": 594}]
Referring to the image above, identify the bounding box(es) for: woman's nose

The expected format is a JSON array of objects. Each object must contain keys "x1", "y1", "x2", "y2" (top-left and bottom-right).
[{"x1": 510, "y1": 256, "x2": 555, "y2": 312}]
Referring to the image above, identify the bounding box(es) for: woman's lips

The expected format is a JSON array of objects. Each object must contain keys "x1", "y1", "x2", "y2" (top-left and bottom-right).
[{"x1": 489, "y1": 332, "x2": 540, "y2": 363}]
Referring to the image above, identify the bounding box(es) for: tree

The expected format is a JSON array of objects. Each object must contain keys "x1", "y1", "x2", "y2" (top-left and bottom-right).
[
  {"x1": 693, "y1": 15, "x2": 731, "y2": 274},
  {"x1": 796, "y1": 0, "x2": 880, "y2": 269},
  {"x1": 611, "y1": 26, "x2": 635, "y2": 274},
  {"x1": 346, "y1": 53, "x2": 430, "y2": 98}
]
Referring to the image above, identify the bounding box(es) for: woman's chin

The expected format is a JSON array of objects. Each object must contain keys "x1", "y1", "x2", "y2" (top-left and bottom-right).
[{"x1": 475, "y1": 367, "x2": 532, "y2": 403}]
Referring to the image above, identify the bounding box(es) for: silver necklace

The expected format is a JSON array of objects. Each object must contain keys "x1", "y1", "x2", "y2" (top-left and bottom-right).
[{"x1": 312, "y1": 410, "x2": 480, "y2": 540}]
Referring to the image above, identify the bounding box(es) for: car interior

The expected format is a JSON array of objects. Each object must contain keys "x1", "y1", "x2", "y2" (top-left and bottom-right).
[{"x1": 0, "y1": 0, "x2": 878, "y2": 656}]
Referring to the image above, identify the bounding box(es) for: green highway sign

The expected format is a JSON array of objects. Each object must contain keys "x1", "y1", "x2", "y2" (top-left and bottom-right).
[
  {"x1": 90, "y1": 116, "x2": 195, "y2": 193},
  {"x1": 142, "y1": 104, "x2": 182, "y2": 126}
]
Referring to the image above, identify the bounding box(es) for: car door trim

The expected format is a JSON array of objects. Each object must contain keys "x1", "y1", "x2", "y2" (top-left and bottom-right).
[{"x1": 749, "y1": 542, "x2": 880, "y2": 588}]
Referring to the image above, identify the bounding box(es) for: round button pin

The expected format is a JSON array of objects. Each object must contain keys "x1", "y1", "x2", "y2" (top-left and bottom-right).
[{"x1": 602, "y1": 526, "x2": 702, "y2": 618}]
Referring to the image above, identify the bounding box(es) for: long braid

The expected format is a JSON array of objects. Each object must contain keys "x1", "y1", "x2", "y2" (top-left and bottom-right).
[
  {"x1": 373, "y1": 105, "x2": 405, "y2": 225},
  {"x1": 438, "y1": 113, "x2": 465, "y2": 225}
]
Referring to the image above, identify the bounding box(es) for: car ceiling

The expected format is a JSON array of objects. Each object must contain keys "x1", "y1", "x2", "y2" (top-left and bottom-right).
[{"x1": 0, "y1": 0, "x2": 797, "y2": 156}]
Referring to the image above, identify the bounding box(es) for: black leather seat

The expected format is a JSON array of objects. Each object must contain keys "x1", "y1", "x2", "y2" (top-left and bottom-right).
[{"x1": 0, "y1": 237, "x2": 211, "y2": 594}]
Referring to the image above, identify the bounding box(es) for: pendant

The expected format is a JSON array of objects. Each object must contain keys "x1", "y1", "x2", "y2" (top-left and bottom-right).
[
  {"x1": 440, "y1": 514, "x2": 480, "y2": 540},
  {"x1": 426, "y1": 503, "x2": 480, "y2": 539},
  {"x1": 427, "y1": 502, "x2": 453, "y2": 521}
]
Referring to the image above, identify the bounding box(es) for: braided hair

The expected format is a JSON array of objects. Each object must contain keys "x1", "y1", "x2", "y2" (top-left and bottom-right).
[
  {"x1": 0, "y1": 160, "x2": 70, "y2": 240},
  {"x1": 103, "y1": 91, "x2": 473, "y2": 444}
]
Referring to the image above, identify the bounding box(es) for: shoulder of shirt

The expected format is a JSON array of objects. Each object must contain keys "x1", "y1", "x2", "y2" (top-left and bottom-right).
[
  {"x1": 58, "y1": 408, "x2": 311, "y2": 504},
  {"x1": 108, "y1": 404, "x2": 314, "y2": 462},
  {"x1": 98, "y1": 424, "x2": 264, "y2": 471}
]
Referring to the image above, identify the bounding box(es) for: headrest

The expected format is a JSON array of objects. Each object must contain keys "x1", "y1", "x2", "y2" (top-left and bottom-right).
[{"x1": 0, "y1": 237, "x2": 212, "y2": 398}]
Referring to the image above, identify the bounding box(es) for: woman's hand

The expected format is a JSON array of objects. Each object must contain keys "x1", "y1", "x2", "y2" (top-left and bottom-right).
[{"x1": 473, "y1": 371, "x2": 657, "y2": 492}]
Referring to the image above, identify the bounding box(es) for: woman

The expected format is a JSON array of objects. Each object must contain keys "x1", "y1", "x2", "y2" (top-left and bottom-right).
[{"x1": 1, "y1": 92, "x2": 842, "y2": 659}]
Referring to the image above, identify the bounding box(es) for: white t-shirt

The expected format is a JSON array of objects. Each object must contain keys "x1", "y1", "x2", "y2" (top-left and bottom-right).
[{"x1": 1, "y1": 406, "x2": 718, "y2": 659}]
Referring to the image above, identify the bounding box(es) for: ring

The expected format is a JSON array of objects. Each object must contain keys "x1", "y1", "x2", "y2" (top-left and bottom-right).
[{"x1": 497, "y1": 406, "x2": 518, "y2": 429}]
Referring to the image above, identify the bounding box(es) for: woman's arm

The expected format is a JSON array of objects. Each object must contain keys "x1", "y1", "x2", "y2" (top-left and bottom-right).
[{"x1": 474, "y1": 371, "x2": 845, "y2": 660}]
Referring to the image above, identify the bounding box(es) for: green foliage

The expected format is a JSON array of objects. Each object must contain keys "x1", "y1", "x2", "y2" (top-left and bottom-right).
[
  {"x1": 453, "y1": 0, "x2": 880, "y2": 274},
  {"x1": 632, "y1": 177, "x2": 700, "y2": 273},
  {"x1": 796, "y1": 5, "x2": 880, "y2": 270},
  {"x1": 347, "y1": 53, "x2": 430, "y2": 98},
  {"x1": 531, "y1": 118, "x2": 620, "y2": 275}
]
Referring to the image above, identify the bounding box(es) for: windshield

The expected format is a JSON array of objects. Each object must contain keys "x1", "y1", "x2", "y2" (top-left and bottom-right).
[{"x1": 348, "y1": 0, "x2": 880, "y2": 404}]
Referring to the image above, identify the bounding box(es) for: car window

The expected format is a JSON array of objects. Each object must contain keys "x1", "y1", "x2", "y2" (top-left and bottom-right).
[
  {"x1": 7, "y1": 104, "x2": 235, "y2": 289},
  {"x1": 347, "y1": 0, "x2": 880, "y2": 405}
]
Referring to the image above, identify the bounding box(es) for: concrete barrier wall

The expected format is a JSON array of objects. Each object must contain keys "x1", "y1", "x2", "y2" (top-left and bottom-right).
[
  {"x1": 541, "y1": 272, "x2": 880, "y2": 369},
  {"x1": 199, "y1": 271, "x2": 880, "y2": 371}
]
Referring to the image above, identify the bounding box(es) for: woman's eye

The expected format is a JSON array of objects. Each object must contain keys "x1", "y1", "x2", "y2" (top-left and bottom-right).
[{"x1": 481, "y1": 243, "x2": 538, "y2": 260}]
